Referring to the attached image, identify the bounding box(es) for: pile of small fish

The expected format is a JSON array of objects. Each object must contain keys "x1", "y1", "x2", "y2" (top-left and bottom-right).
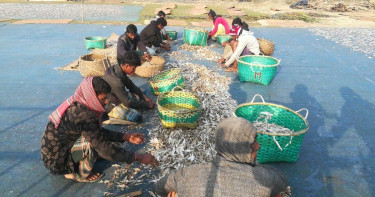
[
  {"x1": 253, "y1": 112, "x2": 294, "y2": 134},
  {"x1": 101, "y1": 38, "x2": 239, "y2": 194},
  {"x1": 179, "y1": 44, "x2": 221, "y2": 61},
  {"x1": 143, "y1": 61, "x2": 237, "y2": 182}
]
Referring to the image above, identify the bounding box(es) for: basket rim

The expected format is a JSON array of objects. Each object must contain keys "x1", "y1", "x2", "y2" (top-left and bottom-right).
[
  {"x1": 237, "y1": 55, "x2": 280, "y2": 68},
  {"x1": 184, "y1": 28, "x2": 209, "y2": 33},
  {"x1": 84, "y1": 36, "x2": 107, "y2": 41},
  {"x1": 157, "y1": 91, "x2": 201, "y2": 114},
  {"x1": 148, "y1": 68, "x2": 181, "y2": 83},
  {"x1": 235, "y1": 102, "x2": 309, "y2": 136}
]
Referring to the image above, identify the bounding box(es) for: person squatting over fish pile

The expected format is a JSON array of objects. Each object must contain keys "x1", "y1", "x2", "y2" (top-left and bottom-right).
[
  {"x1": 155, "y1": 117, "x2": 289, "y2": 197},
  {"x1": 153, "y1": 10, "x2": 173, "y2": 42},
  {"x1": 140, "y1": 17, "x2": 171, "y2": 54},
  {"x1": 117, "y1": 24, "x2": 152, "y2": 65},
  {"x1": 40, "y1": 77, "x2": 159, "y2": 182},
  {"x1": 102, "y1": 51, "x2": 155, "y2": 123},
  {"x1": 219, "y1": 17, "x2": 260, "y2": 72}
]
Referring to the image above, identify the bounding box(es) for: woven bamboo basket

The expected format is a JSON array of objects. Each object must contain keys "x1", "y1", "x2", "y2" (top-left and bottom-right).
[
  {"x1": 157, "y1": 86, "x2": 201, "y2": 129},
  {"x1": 257, "y1": 38, "x2": 274, "y2": 56},
  {"x1": 135, "y1": 56, "x2": 166, "y2": 78},
  {"x1": 234, "y1": 94, "x2": 309, "y2": 163},
  {"x1": 78, "y1": 54, "x2": 111, "y2": 77},
  {"x1": 149, "y1": 68, "x2": 185, "y2": 95},
  {"x1": 237, "y1": 55, "x2": 280, "y2": 85},
  {"x1": 183, "y1": 28, "x2": 209, "y2": 46}
]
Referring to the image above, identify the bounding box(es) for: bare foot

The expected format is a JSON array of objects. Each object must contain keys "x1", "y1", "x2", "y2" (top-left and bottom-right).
[{"x1": 64, "y1": 172, "x2": 102, "y2": 182}]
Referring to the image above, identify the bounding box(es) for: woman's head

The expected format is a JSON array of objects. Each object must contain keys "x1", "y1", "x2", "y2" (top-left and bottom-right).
[
  {"x1": 208, "y1": 9, "x2": 216, "y2": 21},
  {"x1": 238, "y1": 22, "x2": 249, "y2": 36},
  {"x1": 215, "y1": 117, "x2": 259, "y2": 165},
  {"x1": 92, "y1": 77, "x2": 111, "y2": 107},
  {"x1": 232, "y1": 17, "x2": 242, "y2": 26}
]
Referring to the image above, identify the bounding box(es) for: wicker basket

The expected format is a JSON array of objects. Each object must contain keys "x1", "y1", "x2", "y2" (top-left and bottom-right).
[
  {"x1": 217, "y1": 35, "x2": 232, "y2": 45},
  {"x1": 149, "y1": 68, "x2": 185, "y2": 95},
  {"x1": 183, "y1": 28, "x2": 209, "y2": 46},
  {"x1": 135, "y1": 56, "x2": 166, "y2": 78},
  {"x1": 234, "y1": 94, "x2": 309, "y2": 163},
  {"x1": 237, "y1": 55, "x2": 280, "y2": 85},
  {"x1": 257, "y1": 38, "x2": 274, "y2": 56},
  {"x1": 78, "y1": 54, "x2": 111, "y2": 77},
  {"x1": 84, "y1": 36, "x2": 107, "y2": 50},
  {"x1": 157, "y1": 86, "x2": 201, "y2": 129}
]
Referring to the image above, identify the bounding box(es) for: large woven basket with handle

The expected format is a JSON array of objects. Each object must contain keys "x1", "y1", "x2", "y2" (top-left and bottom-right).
[
  {"x1": 257, "y1": 38, "x2": 274, "y2": 56},
  {"x1": 135, "y1": 56, "x2": 165, "y2": 78},
  {"x1": 157, "y1": 86, "x2": 201, "y2": 129},
  {"x1": 237, "y1": 55, "x2": 280, "y2": 85},
  {"x1": 148, "y1": 68, "x2": 185, "y2": 95},
  {"x1": 234, "y1": 94, "x2": 309, "y2": 163},
  {"x1": 79, "y1": 54, "x2": 111, "y2": 77}
]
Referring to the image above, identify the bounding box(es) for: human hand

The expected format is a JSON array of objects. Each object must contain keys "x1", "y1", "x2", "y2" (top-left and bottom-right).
[
  {"x1": 218, "y1": 58, "x2": 226, "y2": 64},
  {"x1": 148, "y1": 100, "x2": 155, "y2": 109},
  {"x1": 124, "y1": 133, "x2": 146, "y2": 144},
  {"x1": 135, "y1": 153, "x2": 159, "y2": 168},
  {"x1": 222, "y1": 41, "x2": 228, "y2": 46},
  {"x1": 143, "y1": 53, "x2": 151, "y2": 61},
  {"x1": 164, "y1": 45, "x2": 171, "y2": 51}
]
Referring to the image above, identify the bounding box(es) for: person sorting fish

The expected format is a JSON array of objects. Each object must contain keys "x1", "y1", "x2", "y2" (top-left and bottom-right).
[
  {"x1": 117, "y1": 24, "x2": 151, "y2": 65},
  {"x1": 207, "y1": 9, "x2": 230, "y2": 41},
  {"x1": 140, "y1": 18, "x2": 171, "y2": 54},
  {"x1": 155, "y1": 117, "x2": 289, "y2": 197},
  {"x1": 219, "y1": 21, "x2": 260, "y2": 72},
  {"x1": 102, "y1": 51, "x2": 155, "y2": 123},
  {"x1": 41, "y1": 77, "x2": 159, "y2": 182}
]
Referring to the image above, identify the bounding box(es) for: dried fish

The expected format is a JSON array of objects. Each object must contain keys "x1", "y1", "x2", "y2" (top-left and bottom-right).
[
  {"x1": 253, "y1": 112, "x2": 294, "y2": 134},
  {"x1": 100, "y1": 36, "x2": 239, "y2": 194}
]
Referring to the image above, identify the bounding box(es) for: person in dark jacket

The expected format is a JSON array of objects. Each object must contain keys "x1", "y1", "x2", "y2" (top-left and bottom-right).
[
  {"x1": 117, "y1": 24, "x2": 151, "y2": 65},
  {"x1": 140, "y1": 18, "x2": 170, "y2": 52},
  {"x1": 155, "y1": 117, "x2": 289, "y2": 197},
  {"x1": 101, "y1": 51, "x2": 154, "y2": 123},
  {"x1": 41, "y1": 77, "x2": 159, "y2": 183},
  {"x1": 153, "y1": 10, "x2": 172, "y2": 41}
]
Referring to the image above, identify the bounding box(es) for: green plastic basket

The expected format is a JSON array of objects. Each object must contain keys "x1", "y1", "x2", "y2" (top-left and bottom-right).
[
  {"x1": 183, "y1": 28, "x2": 208, "y2": 46},
  {"x1": 162, "y1": 31, "x2": 178, "y2": 40},
  {"x1": 157, "y1": 86, "x2": 201, "y2": 129},
  {"x1": 217, "y1": 35, "x2": 232, "y2": 45},
  {"x1": 148, "y1": 68, "x2": 185, "y2": 95},
  {"x1": 234, "y1": 94, "x2": 309, "y2": 163},
  {"x1": 237, "y1": 55, "x2": 280, "y2": 85},
  {"x1": 84, "y1": 36, "x2": 107, "y2": 50}
]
